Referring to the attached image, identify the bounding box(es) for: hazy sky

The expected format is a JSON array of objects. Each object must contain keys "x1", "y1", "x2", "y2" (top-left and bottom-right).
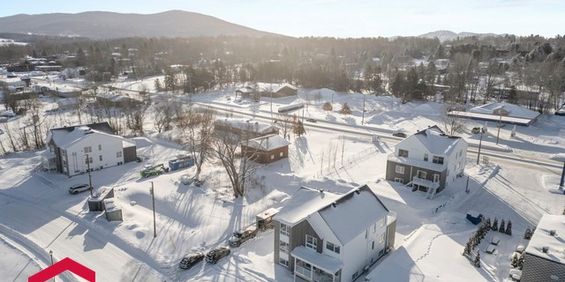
[{"x1": 1, "y1": 0, "x2": 564, "y2": 37}]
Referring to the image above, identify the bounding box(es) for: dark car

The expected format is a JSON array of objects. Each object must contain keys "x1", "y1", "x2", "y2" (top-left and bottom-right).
[
  {"x1": 68, "y1": 184, "x2": 91, "y2": 194},
  {"x1": 179, "y1": 252, "x2": 204, "y2": 270},
  {"x1": 392, "y1": 132, "x2": 407, "y2": 138},
  {"x1": 206, "y1": 246, "x2": 230, "y2": 264},
  {"x1": 228, "y1": 226, "x2": 258, "y2": 247},
  {"x1": 306, "y1": 118, "x2": 317, "y2": 123}
]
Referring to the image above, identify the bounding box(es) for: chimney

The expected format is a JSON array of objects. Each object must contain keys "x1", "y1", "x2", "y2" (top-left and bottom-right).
[
  {"x1": 542, "y1": 246, "x2": 549, "y2": 253},
  {"x1": 549, "y1": 230, "x2": 557, "y2": 236},
  {"x1": 319, "y1": 189, "x2": 324, "y2": 194}
]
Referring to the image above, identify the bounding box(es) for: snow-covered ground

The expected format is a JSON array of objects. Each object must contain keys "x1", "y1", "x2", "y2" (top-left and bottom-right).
[
  {"x1": 0, "y1": 237, "x2": 41, "y2": 281},
  {"x1": 1, "y1": 76, "x2": 564, "y2": 281}
]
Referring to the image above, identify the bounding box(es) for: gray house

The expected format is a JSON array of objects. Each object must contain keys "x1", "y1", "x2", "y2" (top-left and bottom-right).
[
  {"x1": 521, "y1": 214, "x2": 565, "y2": 282},
  {"x1": 385, "y1": 126, "x2": 467, "y2": 198},
  {"x1": 273, "y1": 185, "x2": 397, "y2": 282}
]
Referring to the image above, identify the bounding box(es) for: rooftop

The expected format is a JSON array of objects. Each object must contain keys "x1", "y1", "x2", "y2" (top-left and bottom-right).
[
  {"x1": 469, "y1": 102, "x2": 540, "y2": 120},
  {"x1": 244, "y1": 134, "x2": 290, "y2": 151},
  {"x1": 215, "y1": 118, "x2": 278, "y2": 135},
  {"x1": 525, "y1": 214, "x2": 565, "y2": 265},
  {"x1": 411, "y1": 125, "x2": 464, "y2": 156}
]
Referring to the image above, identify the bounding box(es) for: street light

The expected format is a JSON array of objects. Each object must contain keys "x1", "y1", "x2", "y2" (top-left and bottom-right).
[
  {"x1": 550, "y1": 153, "x2": 565, "y2": 194},
  {"x1": 85, "y1": 154, "x2": 93, "y2": 197},
  {"x1": 49, "y1": 250, "x2": 54, "y2": 282},
  {"x1": 150, "y1": 182, "x2": 157, "y2": 238}
]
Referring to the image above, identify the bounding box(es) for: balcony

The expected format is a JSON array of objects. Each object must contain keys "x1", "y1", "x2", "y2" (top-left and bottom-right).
[{"x1": 412, "y1": 176, "x2": 440, "y2": 190}]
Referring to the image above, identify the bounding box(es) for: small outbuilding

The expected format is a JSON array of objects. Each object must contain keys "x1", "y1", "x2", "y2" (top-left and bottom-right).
[{"x1": 241, "y1": 134, "x2": 290, "y2": 164}]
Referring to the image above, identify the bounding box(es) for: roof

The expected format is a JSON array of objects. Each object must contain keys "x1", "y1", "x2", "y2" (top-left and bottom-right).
[
  {"x1": 318, "y1": 185, "x2": 390, "y2": 244},
  {"x1": 525, "y1": 214, "x2": 565, "y2": 264},
  {"x1": 291, "y1": 246, "x2": 343, "y2": 273},
  {"x1": 244, "y1": 134, "x2": 290, "y2": 151},
  {"x1": 275, "y1": 185, "x2": 391, "y2": 245},
  {"x1": 410, "y1": 125, "x2": 464, "y2": 156},
  {"x1": 215, "y1": 118, "x2": 278, "y2": 135},
  {"x1": 448, "y1": 111, "x2": 535, "y2": 126},
  {"x1": 274, "y1": 83, "x2": 297, "y2": 93},
  {"x1": 274, "y1": 187, "x2": 341, "y2": 225},
  {"x1": 469, "y1": 102, "x2": 540, "y2": 120},
  {"x1": 48, "y1": 122, "x2": 126, "y2": 149}
]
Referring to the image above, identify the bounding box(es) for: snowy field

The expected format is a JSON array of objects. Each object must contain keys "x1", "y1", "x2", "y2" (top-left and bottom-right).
[{"x1": 0, "y1": 76, "x2": 564, "y2": 281}]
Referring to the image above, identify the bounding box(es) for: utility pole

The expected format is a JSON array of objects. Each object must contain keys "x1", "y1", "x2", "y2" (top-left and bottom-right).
[
  {"x1": 150, "y1": 181, "x2": 157, "y2": 238},
  {"x1": 49, "y1": 250, "x2": 54, "y2": 282},
  {"x1": 361, "y1": 94, "x2": 367, "y2": 125},
  {"x1": 86, "y1": 154, "x2": 93, "y2": 197},
  {"x1": 476, "y1": 128, "x2": 484, "y2": 165},
  {"x1": 496, "y1": 113, "x2": 502, "y2": 145}
]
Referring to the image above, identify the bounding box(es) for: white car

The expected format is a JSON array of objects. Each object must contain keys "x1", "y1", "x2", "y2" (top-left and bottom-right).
[{"x1": 68, "y1": 184, "x2": 91, "y2": 194}]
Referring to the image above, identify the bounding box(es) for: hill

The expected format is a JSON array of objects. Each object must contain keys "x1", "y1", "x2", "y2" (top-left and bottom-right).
[
  {"x1": 0, "y1": 10, "x2": 278, "y2": 39},
  {"x1": 419, "y1": 30, "x2": 500, "y2": 42}
]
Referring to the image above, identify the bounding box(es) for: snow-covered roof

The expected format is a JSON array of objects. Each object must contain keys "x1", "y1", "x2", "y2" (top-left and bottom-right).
[
  {"x1": 48, "y1": 122, "x2": 129, "y2": 149},
  {"x1": 274, "y1": 83, "x2": 297, "y2": 93},
  {"x1": 244, "y1": 134, "x2": 290, "y2": 151},
  {"x1": 469, "y1": 102, "x2": 540, "y2": 120},
  {"x1": 215, "y1": 118, "x2": 278, "y2": 135},
  {"x1": 318, "y1": 185, "x2": 390, "y2": 244},
  {"x1": 291, "y1": 246, "x2": 343, "y2": 273},
  {"x1": 550, "y1": 153, "x2": 565, "y2": 163},
  {"x1": 525, "y1": 214, "x2": 565, "y2": 265},
  {"x1": 408, "y1": 126, "x2": 464, "y2": 156},
  {"x1": 274, "y1": 187, "x2": 341, "y2": 226},
  {"x1": 448, "y1": 111, "x2": 534, "y2": 126},
  {"x1": 275, "y1": 185, "x2": 390, "y2": 245}
]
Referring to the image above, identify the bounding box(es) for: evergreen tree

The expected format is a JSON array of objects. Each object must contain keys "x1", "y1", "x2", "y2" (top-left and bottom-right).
[
  {"x1": 463, "y1": 241, "x2": 471, "y2": 256},
  {"x1": 499, "y1": 219, "x2": 506, "y2": 233},
  {"x1": 492, "y1": 218, "x2": 498, "y2": 231},
  {"x1": 474, "y1": 253, "x2": 481, "y2": 267},
  {"x1": 154, "y1": 79, "x2": 162, "y2": 92},
  {"x1": 506, "y1": 220, "x2": 512, "y2": 236},
  {"x1": 322, "y1": 102, "x2": 333, "y2": 111},
  {"x1": 339, "y1": 103, "x2": 352, "y2": 115},
  {"x1": 293, "y1": 119, "x2": 306, "y2": 137}
]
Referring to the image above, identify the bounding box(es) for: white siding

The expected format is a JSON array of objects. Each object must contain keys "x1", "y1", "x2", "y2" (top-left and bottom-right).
[{"x1": 64, "y1": 134, "x2": 125, "y2": 176}]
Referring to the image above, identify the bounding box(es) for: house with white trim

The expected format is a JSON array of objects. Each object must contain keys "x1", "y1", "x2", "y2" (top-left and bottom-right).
[
  {"x1": 273, "y1": 185, "x2": 397, "y2": 282},
  {"x1": 42, "y1": 122, "x2": 137, "y2": 176},
  {"x1": 385, "y1": 125, "x2": 467, "y2": 198}
]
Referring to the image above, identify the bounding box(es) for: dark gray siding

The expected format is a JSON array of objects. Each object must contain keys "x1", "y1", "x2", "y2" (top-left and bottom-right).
[
  {"x1": 273, "y1": 219, "x2": 322, "y2": 271},
  {"x1": 123, "y1": 146, "x2": 137, "y2": 163},
  {"x1": 385, "y1": 160, "x2": 447, "y2": 192},
  {"x1": 521, "y1": 253, "x2": 565, "y2": 282}
]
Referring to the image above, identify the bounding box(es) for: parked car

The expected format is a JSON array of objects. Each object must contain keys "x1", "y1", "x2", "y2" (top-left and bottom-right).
[
  {"x1": 180, "y1": 174, "x2": 193, "y2": 185},
  {"x1": 306, "y1": 118, "x2": 317, "y2": 123},
  {"x1": 68, "y1": 184, "x2": 91, "y2": 194},
  {"x1": 228, "y1": 226, "x2": 258, "y2": 247},
  {"x1": 392, "y1": 131, "x2": 407, "y2": 138},
  {"x1": 205, "y1": 246, "x2": 230, "y2": 264},
  {"x1": 194, "y1": 179, "x2": 205, "y2": 187},
  {"x1": 178, "y1": 252, "x2": 204, "y2": 270}
]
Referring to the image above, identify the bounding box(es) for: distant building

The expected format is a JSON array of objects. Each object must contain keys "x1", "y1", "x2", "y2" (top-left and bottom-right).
[
  {"x1": 270, "y1": 84, "x2": 298, "y2": 98},
  {"x1": 43, "y1": 122, "x2": 137, "y2": 176},
  {"x1": 448, "y1": 102, "x2": 541, "y2": 126},
  {"x1": 214, "y1": 118, "x2": 279, "y2": 140},
  {"x1": 521, "y1": 214, "x2": 565, "y2": 282},
  {"x1": 273, "y1": 185, "x2": 397, "y2": 282},
  {"x1": 386, "y1": 126, "x2": 467, "y2": 198},
  {"x1": 236, "y1": 83, "x2": 298, "y2": 100},
  {"x1": 241, "y1": 134, "x2": 290, "y2": 164}
]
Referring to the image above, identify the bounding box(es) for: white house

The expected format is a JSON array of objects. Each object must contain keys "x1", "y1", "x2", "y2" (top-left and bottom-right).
[
  {"x1": 43, "y1": 122, "x2": 137, "y2": 176},
  {"x1": 386, "y1": 125, "x2": 467, "y2": 198},
  {"x1": 273, "y1": 185, "x2": 397, "y2": 282}
]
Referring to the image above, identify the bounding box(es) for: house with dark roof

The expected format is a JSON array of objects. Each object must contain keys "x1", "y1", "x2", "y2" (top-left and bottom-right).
[
  {"x1": 386, "y1": 125, "x2": 467, "y2": 198},
  {"x1": 273, "y1": 185, "x2": 397, "y2": 282},
  {"x1": 42, "y1": 122, "x2": 137, "y2": 176}
]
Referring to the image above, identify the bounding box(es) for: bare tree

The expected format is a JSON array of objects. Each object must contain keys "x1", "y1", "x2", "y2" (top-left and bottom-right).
[
  {"x1": 443, "y1": 115, "x2": 465, "y2": 136},
  {"x1": 154, "y1": 101, "x2": 174, "y2": 133},
  {"x1": 212, "y1": 127, "x2": 257, "y2": 198},
  {"x1": 186, "y1": 110, "x2": 215, "y2": 179}
]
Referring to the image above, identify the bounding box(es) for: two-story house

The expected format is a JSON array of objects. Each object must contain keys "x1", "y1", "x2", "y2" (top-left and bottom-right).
[
  {"x1": 42, "y1": 122, "x2": 137, "y2": 176},
  {"x1": 273, "y1": 185, "x2": 397, "y2": 282},
  {"x1": 385, "y1": 126, "x2": 467, "y2": 198}
]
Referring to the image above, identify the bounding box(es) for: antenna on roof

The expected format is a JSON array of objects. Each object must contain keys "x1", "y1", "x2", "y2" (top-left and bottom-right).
[{"x1": 332, "y1": 202, "x2": 337, "y2": 207}]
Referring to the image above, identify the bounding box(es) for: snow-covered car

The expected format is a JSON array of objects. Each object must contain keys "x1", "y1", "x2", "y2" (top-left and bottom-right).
[
  {"x1": 194, "y1": 179, "x2": 205, "y2": 187},
  {"x1": 556, "y1": 107, "x2": 565, "y2": 116},
  {"x1": 508, "y1": 269, "x2": 522, "y2": 281},
  {"x1": 68, "y1": 184, "x2": 91, "y2": 194},
  {"x1": 228, "y1": 226, "x2": 258, "y2": 247},
  {"x1": 306, "y1": 118, "x2": 317, "y2": 123},
  {"x1": 205, "y1": 246, "x2": 230, "y2": 264},
  {"x1": 178, "y1": 252, "x2": 204, "y2": 270},
  {"x1": 392, "y1": 131, "x2": 407, "y2": 138},
  {"x1": 180, "y1": 174, "x2": 193, "y2": 185}
]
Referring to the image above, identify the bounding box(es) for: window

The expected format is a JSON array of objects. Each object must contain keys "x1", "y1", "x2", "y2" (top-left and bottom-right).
[
  {"x1": 84, "y1": 146, "x2": 92, "y2": 153},
  {"x1": 395, "y1": 165, "x2": 405, "y2": 174},
  {"x1": 279, "y1": 241, "x2": 289, "y2": 253},
  {"x1": 98, "y1": 144, "x2": 102, "y2": 151},
  {"x1": 279, "y1": 152, "x2": 284, "y2": 157},
  {"x1": 398, "y1": 149, "x2": 409, "y2": 158},
  {"x1": 305, "y1": 234, "x2": 317, "y2": 250},
  {"x1": 432, "y1": 156, "x2": 444, "y2": 164},
  {"x1": 433, "y1": 174, "x2": 440, "y2": 183},
  {"x1": 326, "y1": 241, "x2": 340, "y2": 254},
  {"x1": 372, "y1": 241, "x2": 375, "y2": 249},
  {"x1": 295, "y1": 260, "x2": 312, "y2": 278},
  {"x1": 271, "y1": 155, "x2": 274, "y2": 160},
  {"x1": 99, "y1": 155, "x2": 103, "y2": 161},
  {"x1": 417, "y1": 170, "x2": 427, "y2": 179},
  {"x1": 394, "y1": 178, "x2": 404, "y2": 183},
  {"x1": 280, "y1": 223, "x2": 290, "y2": 236},
  {"x1": 424, "y1": 153, "x2": 428, "y2": 161},
  {"x1": 85, "y1": 156, "x2": 92, "y2": 164},
  {"x1": 116, "y1": 151, "x2": 123, "y2": 158},
  {"x1": 279, "y1": 258, "x2": 289, "y2": 267}
]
